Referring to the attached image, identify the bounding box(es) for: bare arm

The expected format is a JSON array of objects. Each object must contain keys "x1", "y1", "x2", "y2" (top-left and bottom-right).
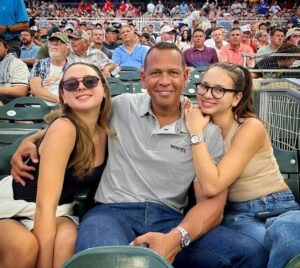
[
  {"x1": 29, "y1": 77, "x2": 59, "y2": 104},
  {"x1": 34, "y1": 118, "x2": 76, "y2": 268},
  {"x1": 102, "y1": 63, "x2": 118, "y2": 77},
  {"x1": 185, "y1": 106, "x2": 267, "y2": 196},
  {"x1": 0, "y1": 85, "x2": 28, "y2": 97},
  {"x1": 0, "y1": 22, "x2": 29, "y2": 34},
  {"x1": 11, "y1": 129, "x2": 45, "y2": 185},
  {"x1": 131, "y1": 183, "x2": 227, "y2": 263}
]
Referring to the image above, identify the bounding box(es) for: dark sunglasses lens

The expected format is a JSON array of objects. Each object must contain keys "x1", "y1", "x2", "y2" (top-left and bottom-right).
[
  {"x1": 83, "y1": 76, "x2": 99, "y2": 89},
  {"x1": 63, "y1": 79, "x2": 79, "y2": 91}
]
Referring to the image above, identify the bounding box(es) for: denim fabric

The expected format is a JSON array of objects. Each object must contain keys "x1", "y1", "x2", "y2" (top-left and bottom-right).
[
  {"x1": 223, "y1": 190, "x2": 300, "y2": 267},
  {"x1": 75, "y1": 202, "x2": 268, "y2": 268}
]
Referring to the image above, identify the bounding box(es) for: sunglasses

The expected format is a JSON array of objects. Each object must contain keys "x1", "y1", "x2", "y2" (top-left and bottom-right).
[{"x1": 62, "y1": 75, "x2": 100, "y2": 91}]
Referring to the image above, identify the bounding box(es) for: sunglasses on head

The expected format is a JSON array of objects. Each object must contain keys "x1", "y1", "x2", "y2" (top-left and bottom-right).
[{"x1": 62, "y1": 75, "x2": 100, "y2": 91}]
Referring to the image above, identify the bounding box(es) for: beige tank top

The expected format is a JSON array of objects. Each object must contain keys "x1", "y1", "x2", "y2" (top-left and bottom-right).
[{"x1": 224, "y1": 120, "x2": 284, "y2": 202}]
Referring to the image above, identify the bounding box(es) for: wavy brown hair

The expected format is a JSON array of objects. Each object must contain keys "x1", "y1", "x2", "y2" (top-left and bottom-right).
[{"x1": 45, "y1": 62, "x2": 112, "y2": 179}]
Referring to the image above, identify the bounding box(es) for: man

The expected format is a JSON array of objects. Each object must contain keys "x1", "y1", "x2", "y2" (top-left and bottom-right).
[
  {"x1": 285, "y1": 27, "x2": 300, "y2": 46},
  {"x1": 92, "y1": 28, "x2": 113, "y2": 59},
  {"x1": 257, "y1": 28, "x2": 285, "y2": 55},
  {"x1": 0, "y1": 0, "x2": 29, "y2": 57},
  {"x1": 255, "y1": 0, "x2": 269, "y2": 15},
  {"x1": 289, "y1": 7, "x2": 300, "y2": 28},
  {"x1": 12, "y1": 42, "x2": 268, "y2": 267},
  {"x1": 68, "y1": 29, "x2": 117, "y2": 77},
  {"x1": 103, "y1": 27, "x2": 120, "y2": 50},
  {"x1": 159, "y1": 25, "x2": 176, "y2": 42},
  {"x1": 20, "y1": 29, "x2": 40, "y2": 69},
  {"x1": 0, "y1": 37, "x2": 29, "y2": 105},
  {"x1": 191, "y1": 7, "x2": 210, "y2": 30},
  {"x1": 183, "y1": 28, "x2": 218, "y2": 72},
  {"x1": 240, "y1": 25, "x2": 257, "y2": 53},
  {"x1": 204, "y1": 28, "x2": 228, "y2": 57},
  {"x1": 29, "y1": 32, "x2": 70, "y2": 106},
  {"x1": 219, "y1": 27, "x2": 254, "y2": 66},
  {"x1": 112, "y1": 25, "x2": 149, "y2": 69}
]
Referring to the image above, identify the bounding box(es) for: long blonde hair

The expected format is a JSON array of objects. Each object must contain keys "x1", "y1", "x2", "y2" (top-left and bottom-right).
[{"x1": 45, "y1": 62, "x2": 112, "y2": 179}]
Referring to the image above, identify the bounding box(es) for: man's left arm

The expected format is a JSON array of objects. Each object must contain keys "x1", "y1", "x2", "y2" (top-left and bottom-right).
[
  {"x1": 0, "y1": 22, "x2": 29, "y2": 35},
  {"x1": 132, "y1": 186, "x2": 227, "y2": 264}
]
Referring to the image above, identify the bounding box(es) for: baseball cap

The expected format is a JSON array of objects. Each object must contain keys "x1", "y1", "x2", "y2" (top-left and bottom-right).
[
  {"x1": 49, "y1": 32, "x2": 70, "y2": 45},
  {"x1": 64, "y1": 24, "x2": 74, "y2": 32},
  {"x1": 286, "y1": 27, "x2": 300, "y2": 39},
  {"x1": 106, "y1": 27, "x2": 119, "y2": 33},
  {"x1": 104, "y1": 20, "x2": 111, "y2": 25},
  {"x1": 30, "y1": 26, "x2": 39, "y2": 32},
  {"x1": 240, "y1": 25, "x2": 251, "y2": 32},
  {"x1": 160, "y1": 25, "x2": 175, "y2": 35},
  {"x1": 68, "y1": 30, "x2": 90, "y2": 41}
]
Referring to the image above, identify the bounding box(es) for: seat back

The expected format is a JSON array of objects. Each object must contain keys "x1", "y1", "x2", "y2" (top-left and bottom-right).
[
  {"x1": 0, "y1": 96, "x2": 53, "y2": 122},
  {"x1": 107, "y1": 77, "x2": 131, "y2": 97},
  {"x1": 116, "y1": 66, "x2": 141, "y2": 83},
  {"x1": 62, "y1": 246, "x2": 174, "y2": 268},
  {"x1": 182, "y1": 81, "x2": 197, "y2": 104},
  {"x1": 273, "y1": 146, "x2": 299, "y2": 202}
]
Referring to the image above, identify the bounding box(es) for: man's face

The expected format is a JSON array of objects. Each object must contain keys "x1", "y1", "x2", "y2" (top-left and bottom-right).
[
  {"x1": 141, "y1": 48, "x2": 188, "y2": 113},
  {"x1": 161, "y1": 32, "x2": 174, "y2": 42},
  {"x1": 48, "y1": 38, "x2": 69, "y2": 59},
  {"x1": 70, "y1": 37, "x2": 88, "y2": 55},
  {"x1": 21, "y1": 31, "x2": 33, "y2": 45},
  {"x1": 271, "y1": 31, "x2": 284, "y2": 47},
  {"x1": 92, "y1": 29, "x2": 104, "y2": 44},
  {"x1": 0, "y1": 42, "x2": 8, "y2": 61},
  {"x1": 193, "y1": 31, "x2": 206, "y2": 48},
  {"x1": 229, "y1": 29, "x2": 242, "y2": 46},
  {"x1": 120, "y1": 26, "x2": 135, "y2": 43},
  {"x1": 241, "y1": 31, "x2": 251, "y2": 42},
  {"x1": 212, "y1": 30, "x2": 224, "y2": 42},
  {"x1": 105, "y1": 31, "x2": 117, "y2": 43},
  {"x1": 288, "y1": 30, "x2": 300, "y2": 46}
]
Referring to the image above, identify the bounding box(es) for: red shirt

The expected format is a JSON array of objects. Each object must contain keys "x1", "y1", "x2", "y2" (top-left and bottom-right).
[{"x1": 219, "y1": 43, "x2": 254, "y2": 65}]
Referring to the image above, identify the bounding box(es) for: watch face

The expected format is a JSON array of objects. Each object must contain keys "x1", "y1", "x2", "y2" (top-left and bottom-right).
[
  {"x1": 183, "y1": 235, "x2": 190, "y2": 247},
  {"x1": 191, "y1": 135, "x2": 203, "y2": 144}
]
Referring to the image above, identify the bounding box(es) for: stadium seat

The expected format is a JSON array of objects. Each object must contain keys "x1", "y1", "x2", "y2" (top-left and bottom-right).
[
  {"x1": 62, "y1": 246, "x2": 174, "y2": 268},
  {"x1": 182, "y1": 81, "x2": 197, "y2": 104},
  {"x1": 0, "y1": 97, "x2": 52, "y2": 146},
  {"x1": 273, "y1": 146, "x2": 299, "y2": 202},
  {"x1": 107, "y1": 77, "x2": 131, "y2": 97},
  {"x1": 189, "y1": 67, "x2": 206, "y2": 83},
  {"x1": 116, "y1": 66, "x2": 141, "y2": 83}
]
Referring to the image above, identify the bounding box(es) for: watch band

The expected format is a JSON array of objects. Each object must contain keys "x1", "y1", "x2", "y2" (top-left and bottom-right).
[{"x1": 173, "y1": 226, "x2": 190, "y2": 248}]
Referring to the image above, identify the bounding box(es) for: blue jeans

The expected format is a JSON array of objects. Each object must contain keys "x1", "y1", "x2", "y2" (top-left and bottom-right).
[
  {"x1": 223, "y1": 190, "x2": 300, "y2": 268},
  {"x1": 76, "y1": 202, "x2": 268, "y2": 268}
]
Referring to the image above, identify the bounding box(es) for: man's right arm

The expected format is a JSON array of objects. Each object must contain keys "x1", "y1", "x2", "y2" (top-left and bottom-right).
[{"x1": 11, "y1": 129, "x2": 45, "y2": 186}]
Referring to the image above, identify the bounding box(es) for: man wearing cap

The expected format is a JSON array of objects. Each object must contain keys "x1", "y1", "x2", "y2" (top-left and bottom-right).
[
  {"x1": 285, "y1": 28, "x2": 300, "y2": 46},
  {"x1": 68, "y1": 29, "x2": 117, "y2": 77},
  {"x1": 183, "y1": 28, "x2": 218, "y2": 72},
  {"x1": 159, "y1": 25, "x2": 176, "y2": 43},
  {"x1": 20, "y1": 29, "x2": 40, "y2": 69},
  {"x1": 112, "y1": 25, "x2": 149, "y2": 69},
  {"x1": 0, "y1": 0, "x2": 29, "y2": 57},
  {"x1": 240, "y1": 25, "x2": 257, "y2": 53},
  {"x1": 92, "y1": 28, "x2": 113, "y2": 59},
  {"x1": 0, "y1": 37, "x2": 29, "y2": 105},
  {"x1": 219, "y1": 27, "x2": 254, "y2": 67},
  {"x1": 29, "y1": 32, "x2": 70, "y2": 106},
  {"x1": 103, "y1": 27, "x2": 121, "y2": 50}
]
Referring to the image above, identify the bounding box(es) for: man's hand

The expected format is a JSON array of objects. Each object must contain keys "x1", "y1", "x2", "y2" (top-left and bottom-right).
[
  {"x1": 11, "y1": 137, "x2": 39, "y2": 186},
  {"x1": 130, "y1": 230, "x2": 182, "y2": 264}
]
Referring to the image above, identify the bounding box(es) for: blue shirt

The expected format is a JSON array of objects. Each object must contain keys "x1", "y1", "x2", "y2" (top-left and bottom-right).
[
  {"x1": 0, "y1": 0, "x2": 29, "y2": 40},
  {"x1": 112, "y1": 44, "x2": 149, "y2": 69},
  {"x1": 20, "y1": 44, "x2": 40, "y2": 59}
]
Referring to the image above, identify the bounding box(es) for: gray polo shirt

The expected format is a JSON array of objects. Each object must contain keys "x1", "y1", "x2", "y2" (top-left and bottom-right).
[{"x1": 95, "y1": 93, "x2": 224, "y2": 213}]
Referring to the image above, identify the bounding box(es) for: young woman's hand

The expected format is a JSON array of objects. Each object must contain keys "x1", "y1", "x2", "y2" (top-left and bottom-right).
[{"x1": 184, "y1": 105, "x2": 210, "y2": 135}]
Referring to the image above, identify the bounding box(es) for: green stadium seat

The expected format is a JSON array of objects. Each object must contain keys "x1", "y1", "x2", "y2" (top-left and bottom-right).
[
  {"x1": 107, "y1": 77, "x2": 131, "y2": 97},
  {"x1": 116, "y1": 66, "x2": 141, "y2": 83},
  {"x1": 182, "y1": 81, "x2": 197, "y2": 104},
  {"x1": 62, "y1": 246, "x2": 174, "y2": 268}
]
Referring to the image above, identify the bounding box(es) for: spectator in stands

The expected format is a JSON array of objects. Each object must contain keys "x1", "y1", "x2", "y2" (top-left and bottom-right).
[
  {"x1": 92, "y1": 28, "x2": 113, "y2": 59},
  {"x1": 140, "y1": 32, "x2": 153, "y2": 47},
  {"x1": 179, "y1": 1, "x2": 189, "y2": 15},
  {"x1": 20, "y1": 29, "x2": 40, "y2": 69},
  {"x1": 184, "y1": 62, "x2": 300, "y2": 268},
  {"x1": 154, "y1": 0, "x2": 164, "y2": 18},
  {"x1": 255, "y1": 0, "x2": 269, "y2": 15},
  {"x1": 30, "y1": 26, "x2": 44, "y2": 47},
  {"x1": 30, "y1": 32, "x2": 70, "y2": 106},
  {"x1": 0, "y1": 37, "x2": 29, "y2": 105},
  {"x1": 205, "y1": 20, "x2": 218, "y2": 39},
  {"x1": 0, "y1": 62, "x2": 110, "y2": 268},
  {"x1": 68, "y1": 30, "x2": 117, "y2": 77},
  {"x1": 285, "y1": 27, "x2": 300, "y2": 46},
  {"x1": 204, "y1": 28, "x2": 228, "y2": 57},
  {"x1": 269, "y1": 1, "x2": 282, "y2": 14},
  {"x1": 103, "y1": 0, "x2": 114, "y2": 13},
  {"x1": 258, "y1": 22, "x2": 268, "y2": 32},
  {"x1": 146, "y1": 0, "x2": 155, "y2": 16},
  {"x1": 252, "y1": 43, "x2": 300, "y2": 78},
  {"x1": 257, "y1": 27, "x2": 285, "y2": 55},
  {"x1": 103, "y1": 27, "x2": 120, "y2": 50},
  {"x1": 180, "y1": 30, "x2": 192, "y2": 51},
  {"x1": 112, "y1": 25, "x2": 149, "y2": 69},
  {"x1": 240, "y1": 25, "x2": 257, "y2": 53},
  {"x1": 159, "y1": 25, "x2": 176, "y2": 42},
  {"x1": 118, "y1": 0, "x2": 127, "y2": 14},
  {"x1": 255, "y1": 30, "x2": 269, "y2": 50},
  {"x1": 289, "y1": 7, "x2": 300, "y2": 27},
  {"x1": 191, "y1": 7, "x2": 210, "y2": 30},
  {"x1": 0, "y1": 0, "x2": 29, "y2": 57},
  {"x1": 147, "y1": 24, "x2": 158, "y2": 42},
  {"x1": 183, "y1": 28, "x2": 218, "y2": 72},
  {"x1": 219, "y1": 27, "x2": 254, "y2": 66},
  {"x1": 231, "y1": 0, "x2": 243, "y2": 15}
]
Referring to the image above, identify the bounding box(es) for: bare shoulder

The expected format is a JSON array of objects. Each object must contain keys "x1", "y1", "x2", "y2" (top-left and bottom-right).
[
  {"x1": 43, "y1": 117, "x2": 77, "y2": 141},
  {"x1": 239, "y1": 117, "x2": 266, "y2": 134}
]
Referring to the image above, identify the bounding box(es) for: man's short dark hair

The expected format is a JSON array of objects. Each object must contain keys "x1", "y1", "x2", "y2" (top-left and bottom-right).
[
  {"x1": 193, "y1": 28, "x2": 205, "y2": 36},
  {"x1": 0, "y1": 36, "x2": 8, "y2": 48},
  {"x1": 270, "y1": 27, "x2": 284, "y2": 36}
]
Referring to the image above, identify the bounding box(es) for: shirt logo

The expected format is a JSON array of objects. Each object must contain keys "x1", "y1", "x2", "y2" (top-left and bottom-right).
[{"x1": 170, "y1": 144, "x2": 186, "y2": 153}]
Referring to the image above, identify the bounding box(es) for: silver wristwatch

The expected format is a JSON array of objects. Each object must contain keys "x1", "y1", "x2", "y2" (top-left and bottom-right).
[
  {"x1": 190, "y1": 134, "x2": 204, "y2": 145},
  {"x1": 173, "y1": 226, "x2": 190, "y2": 248}
]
